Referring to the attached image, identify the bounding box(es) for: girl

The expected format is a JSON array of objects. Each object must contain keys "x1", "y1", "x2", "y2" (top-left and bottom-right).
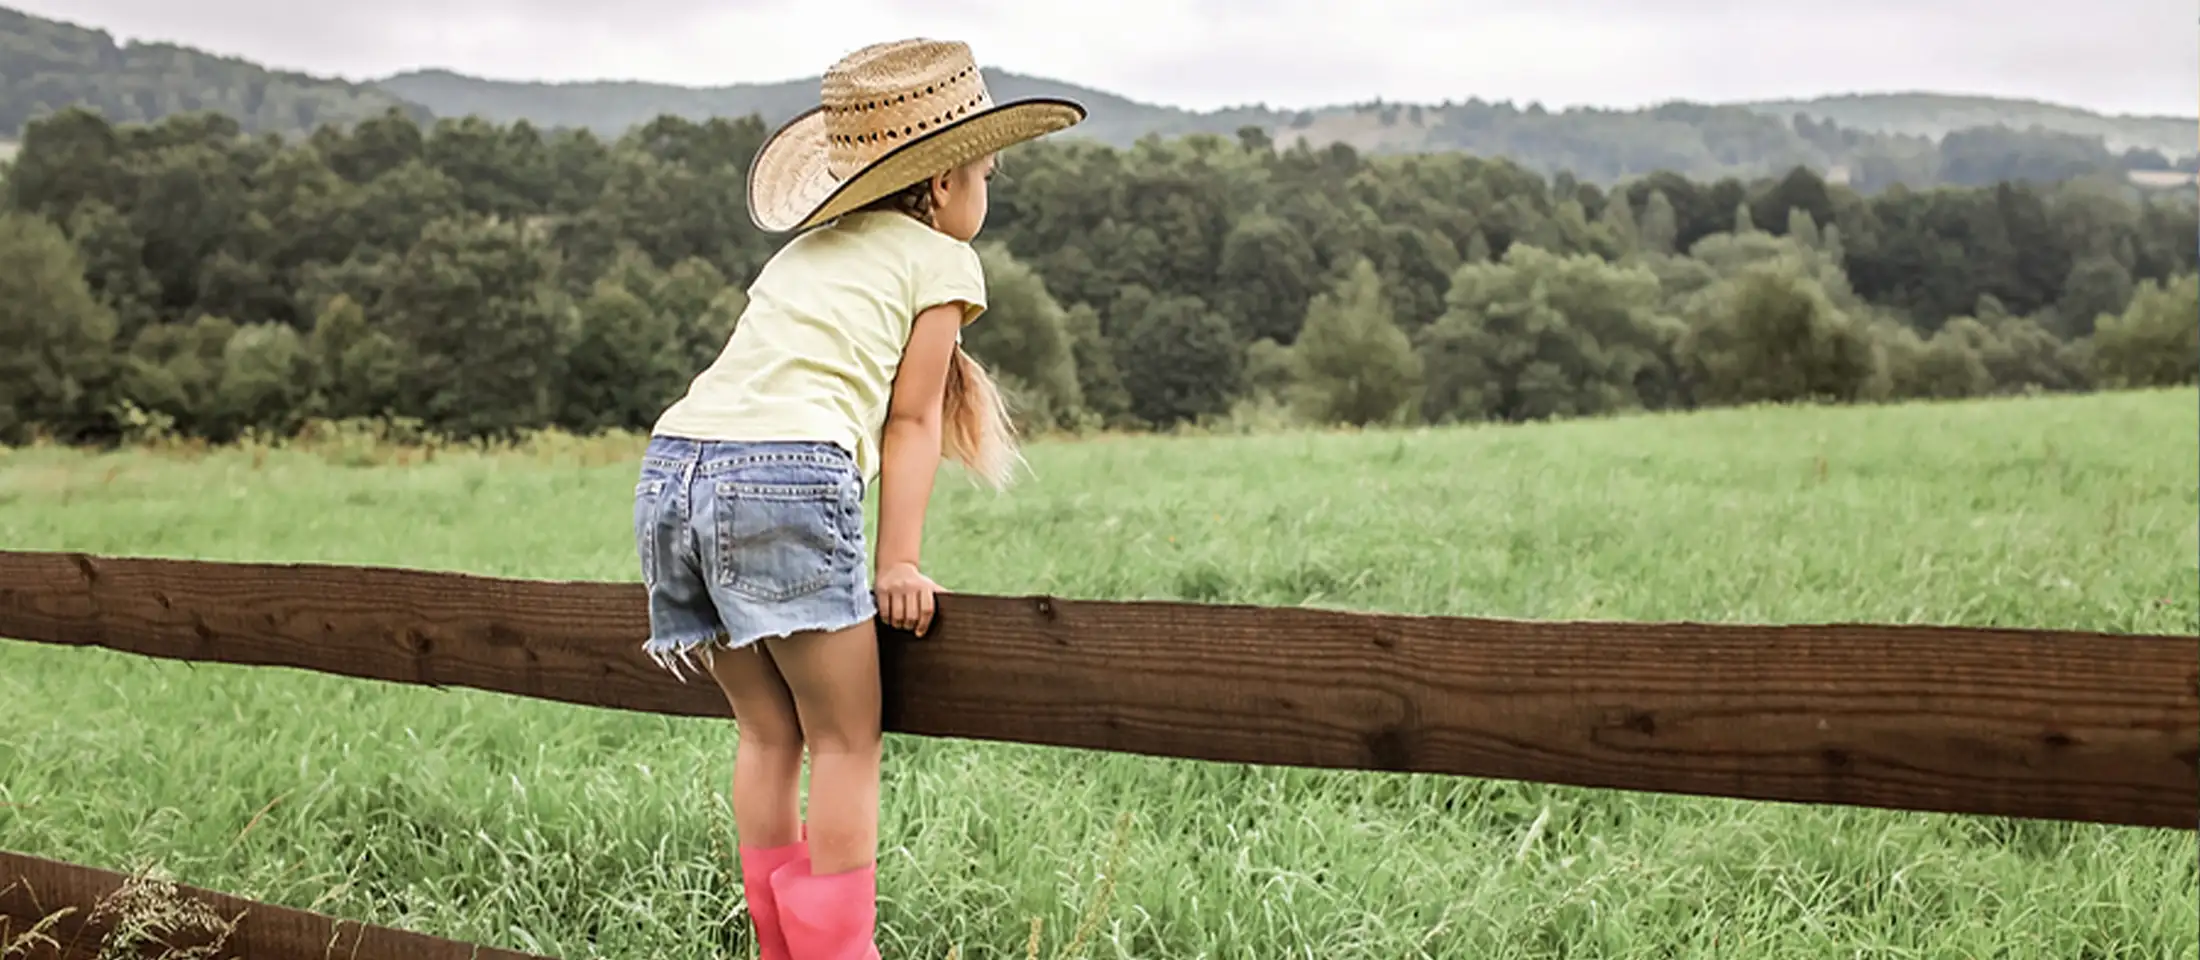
[{"x1": 632, "y1": 39, "x2": 1083, "y2": 959}]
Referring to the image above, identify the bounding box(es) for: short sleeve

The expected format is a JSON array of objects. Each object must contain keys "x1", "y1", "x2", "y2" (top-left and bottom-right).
[{"x1": 910, "y1": 235, "x2": 988, "y2": 326}]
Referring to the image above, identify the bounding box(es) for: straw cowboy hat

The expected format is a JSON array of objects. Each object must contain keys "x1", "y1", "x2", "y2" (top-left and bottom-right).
[{"x1": 746, "y1": 39, "x2": 1086, "y2": 234}]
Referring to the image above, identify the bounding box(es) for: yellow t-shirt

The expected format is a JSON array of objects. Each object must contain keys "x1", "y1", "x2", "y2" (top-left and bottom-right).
[{"x1": 651, "y1": 210, "x2": 987, "y2": 482}]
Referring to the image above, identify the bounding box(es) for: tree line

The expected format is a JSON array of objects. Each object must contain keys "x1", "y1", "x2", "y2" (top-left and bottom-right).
[{"x1": 2, "y1": 105, "x2": 2194, "y2": 448}]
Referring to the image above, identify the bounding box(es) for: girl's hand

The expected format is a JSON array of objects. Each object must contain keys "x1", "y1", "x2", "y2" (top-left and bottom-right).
[{"x1": 875, "y1": 561, "x2": 942, "y2": 636}]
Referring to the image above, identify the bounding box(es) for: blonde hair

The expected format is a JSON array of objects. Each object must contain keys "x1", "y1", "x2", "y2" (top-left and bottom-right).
[
  {"x1": 942, "y1": 345, "x2": 1022, "y2": 489},
  {"x1": 860, "y1": 173, "x2": 1024, "y2": 490}
]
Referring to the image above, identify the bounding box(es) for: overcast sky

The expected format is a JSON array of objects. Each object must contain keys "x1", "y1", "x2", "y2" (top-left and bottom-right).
[{"x1": 19, "y1": 0, "x2": 2197, "y2": 117}]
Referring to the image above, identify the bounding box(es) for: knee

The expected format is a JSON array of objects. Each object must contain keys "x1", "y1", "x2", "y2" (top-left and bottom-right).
[
  {"x1": 804, "y1": 724, "x2": 882, "y2": 760},
  {"x1": 736, "y1": 714, "x2": 804, "y2": 754}
]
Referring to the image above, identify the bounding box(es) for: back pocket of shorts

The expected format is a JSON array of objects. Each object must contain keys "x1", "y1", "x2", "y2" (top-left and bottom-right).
[{"x1": 715, "y1": 480, "x2": 848, "y2": 602}]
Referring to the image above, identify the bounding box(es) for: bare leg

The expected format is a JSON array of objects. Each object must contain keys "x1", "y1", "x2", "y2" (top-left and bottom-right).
[
  {"x1": 707, "y1": 641, "x2": 805, "y2": 850},
  {"x1": 764, "y1": 620, "x2": 883, "y2": 875}
]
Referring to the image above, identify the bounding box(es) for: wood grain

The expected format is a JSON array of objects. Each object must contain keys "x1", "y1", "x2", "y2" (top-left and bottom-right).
[
  {"x1": 1, "y1": 550, "x2": 2193, "y2": 829},
  {"x1": 0, "y1": 849, "x2": 553, "y2": 959}
]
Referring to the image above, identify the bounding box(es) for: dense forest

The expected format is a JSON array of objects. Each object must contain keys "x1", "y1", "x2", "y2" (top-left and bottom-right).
[
  {"x1": 7, "y1": 4, "x2": 2197, "y2": 188},
  {"x1": 3, "y1": 103, "x2": 2193, "y2": 449}
]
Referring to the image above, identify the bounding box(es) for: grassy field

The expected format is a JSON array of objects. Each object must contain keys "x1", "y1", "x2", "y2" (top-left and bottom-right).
[{"x1": 2, "y1": 390, "x2": 2196, "y2": 959}]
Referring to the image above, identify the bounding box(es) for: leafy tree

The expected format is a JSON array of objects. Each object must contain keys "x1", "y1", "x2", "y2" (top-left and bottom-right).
[
  {"x1": 217, "y1": 322, "x2": 318, "y2": 435},
  {"x1": 7, "y1": 107, "x2": 125, "y2": 220},
  {"x1": 1958, "y1": 307, "x2": 2084, "y2": 394},
  {"x1": 1683, "y1": 229, "x2": 1866, "y2": 316},
  {"x1": 683, "y1": 287, "x2": 747, "y2": 375},
  {"x1": 1786, "y1": 209, "x2": 1822, "y2": 250},
  {"x1": 1420, "y1": 244, "x2": 1681, "y2": 422},
  {"x1": 2090, "y1": 274, "x2": 2199, "y2": 388},
  {"x1": 64, "y1": 200, "x2": 162, "y2": 336},
  {"x1": 1241, "y1": 337, "x2": 1297, "y2": 405},
  {"x1": 1911, "y1": 320, "x2": 1996, "y2": 399},
  {"x1": 648, "y1": 256, "x2": 738, "y2": 373},
  {"x1": 1752, "y1": 167, "x2": 1837, "y2": 238},
  {"x1": 1116, "y1": 294, "x2": 1242, "y2": 427},
  {"x1": 559, "y1": 274, "x2": 683, "y2": 433},
  {"x1": 1598, "y1": 193, "x2": 1640, "y2": 256},
  {"x1": 118, "y1": 314, "x2": 237, "y2": 437},
  {"x1": 128, "y1": 139, "x2": 256, "y2": 316},
  {"x1": 1463, "y1": 229, "x2": 1493, "y2": 264},
  {"x1": 241, "y1": 141, "x2": 363, "y2": 280},
  {"x1": 0, "y1": 212, "x2": 119, "y2": 442},
  {"x1": 427, "y1": 116, "x2": 556, "y2": 219},
  {"x1": 307, "y1": 294, "x2": 404, "y2": 420},
  {"x1": 1639, "y1": 189, "x2": 1680, "y2": 255},
  {"x1": 2053, "y1": 253, "x2": 2135, "y2": 338},
  {"x1": 345, "y1": 159, "x2": 468, "y2": 257},
  {"x1": 1064, "y1": 302, "x2": 1131, "y2": 425},
  {"x1": 968, "y1": 242, "x2": 1082, "y2": 427},
  {"x1": 312, "y1": 108, "x2": 428, "y2": 185},
  {"x1": 1288, "y1": 258, "x2": 1423, "y2": 425},
  {"x1": 379, "y1": 216, "x2": 575, "y2": 438},
  {"x1": 1679, "y1": 260, "x2": 1884, "y2": 406},
  {"x1": 1214, "y1": 209, "x2": 1321, "y2": 343},
  {"x1": 1363, "y1": 223, "x2": 1464, "y2": 330}
]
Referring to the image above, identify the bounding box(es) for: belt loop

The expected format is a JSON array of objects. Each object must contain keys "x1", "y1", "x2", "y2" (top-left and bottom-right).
[{"x1": 677, "y1": 445, "x2": 698, "y2": 525}]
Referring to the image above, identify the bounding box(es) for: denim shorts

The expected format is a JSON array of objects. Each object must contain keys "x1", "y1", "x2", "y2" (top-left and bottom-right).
[{"x1": 633, "y1": 435, "x2": 876, "y2": 678}]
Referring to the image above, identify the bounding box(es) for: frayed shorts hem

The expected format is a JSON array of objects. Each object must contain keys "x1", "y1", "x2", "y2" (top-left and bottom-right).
[{"x1": 640, "y1": 609, "x2": 875, "y2": 683}]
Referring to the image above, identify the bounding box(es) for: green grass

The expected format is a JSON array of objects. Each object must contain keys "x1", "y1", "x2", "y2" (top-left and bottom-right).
[{"x1": 2, "y1": 389, "x2": 2196, "y2": 959}]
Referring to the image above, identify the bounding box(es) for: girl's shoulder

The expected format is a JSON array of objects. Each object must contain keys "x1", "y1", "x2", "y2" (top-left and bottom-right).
[
  {"x1": 767, "y1": 212, "x2": 985, "y2": 293},
  {"x1": 838, "y1": 210, "x2": 979, "y2": 263}
]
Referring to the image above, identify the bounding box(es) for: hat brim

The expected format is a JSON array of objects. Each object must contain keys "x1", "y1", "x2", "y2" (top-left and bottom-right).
[{"x1": 746, "y1": 97, "x2": 1086, "y2": 235}]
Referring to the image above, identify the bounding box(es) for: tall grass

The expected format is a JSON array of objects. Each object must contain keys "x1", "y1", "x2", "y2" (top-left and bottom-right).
[{"x1": 2, "y1": 389, "x2": 2195, "y2": 958}]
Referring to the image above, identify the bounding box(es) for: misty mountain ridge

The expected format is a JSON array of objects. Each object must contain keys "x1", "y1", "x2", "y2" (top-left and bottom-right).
[
  {"x1": 376, "y1": 67, "x2": 2196, "y2": 157},
  {"x1": 6, "y1": 2, "x2": 2194, "y2": 187}
]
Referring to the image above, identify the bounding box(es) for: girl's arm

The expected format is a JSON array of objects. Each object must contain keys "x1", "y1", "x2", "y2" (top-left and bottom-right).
[{"x1": 872, "y1": 301, "x2": 966, "y2": 636}]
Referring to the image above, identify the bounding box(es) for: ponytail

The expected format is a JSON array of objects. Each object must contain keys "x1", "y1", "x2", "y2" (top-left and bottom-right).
[{"x1": 940, "y1": 343, "x2": 1021, "y2": 490}]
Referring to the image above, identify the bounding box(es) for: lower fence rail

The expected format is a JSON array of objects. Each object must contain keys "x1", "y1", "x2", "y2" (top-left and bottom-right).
[{"x1": 0, "y1": 850, "x2": 548, "y2": 960}]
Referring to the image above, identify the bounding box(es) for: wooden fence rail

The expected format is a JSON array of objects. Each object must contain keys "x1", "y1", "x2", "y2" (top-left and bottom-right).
[
  {"x1": 0, "y1": 850, "x2": 554, "y2": 960},
  {"x1": 1, "y1": 550, "x2": 2195, "y2": 830}
]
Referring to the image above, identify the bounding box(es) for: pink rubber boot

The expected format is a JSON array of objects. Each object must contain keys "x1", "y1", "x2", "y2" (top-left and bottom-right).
[
  {"x1": 738, "y1": 835, "x2": 807, "y2": 960},
  {"x1": 771, "y1": 857, "x2": 882, "y2": 960}
]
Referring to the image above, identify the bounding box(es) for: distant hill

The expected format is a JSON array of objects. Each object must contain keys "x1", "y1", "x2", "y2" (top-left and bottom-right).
[
  {"x1": 376, "y1": 69, "x2": 2197, "y2": 185},
  {"x1": 1240, "y1": 99, "x2": 1844, "y2": 183},
  {"x1": 0, "y1": 5, "x2": 428, "y2": 138},
  {"x1": 373, "y1": 68, "x2": 1252, "y2": 149},
  {"x1": 1741, "y1": 93, "x2": 2196, "y2": 159},
  {"x1": 5, "y1": 3, "x2": 2192, "y2": 188}
]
